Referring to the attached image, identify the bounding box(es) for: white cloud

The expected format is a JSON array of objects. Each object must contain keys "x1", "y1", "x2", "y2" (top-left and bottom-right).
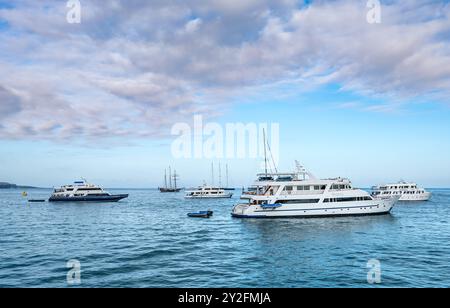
[
  {"x1": 0, "y1": 0, "x2": 449, "y2": 142},
  {"x1": 184, "y1": 18, "x2": 202, "y2": 33}
]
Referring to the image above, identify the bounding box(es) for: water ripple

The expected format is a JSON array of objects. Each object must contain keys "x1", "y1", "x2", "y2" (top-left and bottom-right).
[{"x1": 1, "y1": 188, "x2": 450, "y2": 287}]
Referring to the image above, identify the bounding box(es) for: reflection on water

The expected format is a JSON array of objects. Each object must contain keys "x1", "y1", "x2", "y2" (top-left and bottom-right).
[{"x1": 0, "y1": 188, "x2": 449, "y2": 287}]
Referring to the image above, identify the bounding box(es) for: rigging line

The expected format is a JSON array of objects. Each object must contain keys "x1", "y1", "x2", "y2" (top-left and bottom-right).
[{"x1": 266, "y1": 130, "x2": 278, "y2": 173}]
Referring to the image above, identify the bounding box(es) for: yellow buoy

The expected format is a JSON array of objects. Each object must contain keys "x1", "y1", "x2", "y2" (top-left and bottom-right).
[{"x1": 22, "y1": 191, "x2": 28, "y2": 197}]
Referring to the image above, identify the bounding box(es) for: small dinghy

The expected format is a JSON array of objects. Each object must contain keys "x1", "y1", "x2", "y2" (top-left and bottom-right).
[
  {"x1": 187, "y1": 210, "x2": 213, "y2": 218},
  {"x1": 28, "y1": 199, "x2": 46, "y2": 203}
]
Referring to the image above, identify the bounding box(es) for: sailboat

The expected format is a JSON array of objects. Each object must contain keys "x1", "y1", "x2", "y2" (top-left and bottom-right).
[
  {"x1": 222, "y1": 163, "x2": 235, "y2": 191},
  {"x1": 159, "y1": 167, "x2": 182, "y2": 193}
]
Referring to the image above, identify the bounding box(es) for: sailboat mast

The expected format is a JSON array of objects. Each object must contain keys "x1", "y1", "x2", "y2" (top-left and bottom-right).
[
  {"x1": 263, "y1": 128, "x2": 268, "y2": 176},
  {"x1": 164, "y1": 169, "x2": 167, "y2": 189},
  {"x1": 211, "y1": 162, "x2": 214, "y2": 186},
  {"x1": 219, "y1": 162, "x2": 222, "y2": 188},
  {"x1": 173, "y1": 170, "x2": 177, "y2": 189},
  {"x1": 169, "y1": 166, "x2": 172, "y2": 189},
  {"x1": 226, "y1": 164, "x2": 229, "y2": 188}
]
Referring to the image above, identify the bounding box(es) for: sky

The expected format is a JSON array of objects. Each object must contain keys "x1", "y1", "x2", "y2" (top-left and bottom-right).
[{"x1": 1, "y1": 0, "x2": 450, "y2": 188}]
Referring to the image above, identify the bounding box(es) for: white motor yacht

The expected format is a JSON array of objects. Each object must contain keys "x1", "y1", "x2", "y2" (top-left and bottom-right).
[
  {"x1": 371, "y1": 182, "x2": 431, "y2": 201},
  {"x1": 232, "y1": 162, "x2": 399, "y2": 218},
  {"x1": 185, "y1": 185, "x2": 233, "y2": 199},
  {"x1": 49, "y1": 180, "x2": 128, "y2": 202}
]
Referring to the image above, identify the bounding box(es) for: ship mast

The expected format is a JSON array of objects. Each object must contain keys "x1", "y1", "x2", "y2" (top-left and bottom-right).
[
  {"x1": 263, "y1": 128, "x2": 268, "y2": 177},
  {"x1": 226, "y1": 164, "x2": 229, "y2": 188},
  {"x1": 211, "y1": 162, "x2": 215, "y2": 186},
  {"x1": 164, "y1": 169, "x2": 167, "y2": 189},
  {"x1": 219, "y1": 162, "x2": 222, "y2": 188},
  {"x1": 173, "y1": 170, "x2": 178, "y2": 189},
  {"x1": 169, "y1": 166, "x2": 172, "y2": 189}
]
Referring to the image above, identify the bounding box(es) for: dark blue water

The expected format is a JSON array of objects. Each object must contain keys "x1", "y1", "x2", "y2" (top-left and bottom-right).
[{"x1": 1, "y1": 188, "x2": 449, "y2": 288}]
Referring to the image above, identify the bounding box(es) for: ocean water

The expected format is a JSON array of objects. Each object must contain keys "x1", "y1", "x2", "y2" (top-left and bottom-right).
[{"x1": 0, "y1": 188, "x2": 449, "y2": 288}]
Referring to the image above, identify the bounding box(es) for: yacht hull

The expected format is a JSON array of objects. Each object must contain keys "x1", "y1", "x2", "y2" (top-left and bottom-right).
[
  {"x1": 231, "y1": 198, "x2": 397, "y2": 219},
  {"x1": 185, "y1": 194, "x2": 233, "y2": 199},
  {"x1": 49, "y1": 194, "x2": 128, "y2": 202},
  {"x1": 399, "y1": 192, "x2": 431, "y2": 201},
  {"x1": 159, "y1": 188, "x2": 182, "y2": 193}
]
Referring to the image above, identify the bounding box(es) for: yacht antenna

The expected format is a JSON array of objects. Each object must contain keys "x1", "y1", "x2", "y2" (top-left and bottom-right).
[
  {"x1": 295, "y1": 161, "x2": 305, "y2": 180},
  {"x1": 295, "y1": 160, "x2": 316, "y2": 180},
  {"x1": 263, "y1": 128, "x2": 268, "y2": 177}
]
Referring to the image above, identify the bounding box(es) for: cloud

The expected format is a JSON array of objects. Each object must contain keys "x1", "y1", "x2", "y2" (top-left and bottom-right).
[
  {"x1": 0, "y1": 86, "x2": 22, "y2": 119},
  {"x1": 0, "y1": 0, "x2": 449, "y2": 142}
]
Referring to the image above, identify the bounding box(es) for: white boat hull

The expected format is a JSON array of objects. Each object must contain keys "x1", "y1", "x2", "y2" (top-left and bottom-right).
[
  {"x1": 185, "y1": 194, "x2": 233, "y2": 199},
  {"x1": 231, "y1": 197, "x2": 397, "y2": 218},
  {"x1": 399, "y1": 192, "x2": 431, "y2": 201}
]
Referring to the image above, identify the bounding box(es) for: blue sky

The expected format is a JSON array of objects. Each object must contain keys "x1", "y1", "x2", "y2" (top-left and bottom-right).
[{"x1": 1, "y1": 1, "x2": 450, "y2": 188}]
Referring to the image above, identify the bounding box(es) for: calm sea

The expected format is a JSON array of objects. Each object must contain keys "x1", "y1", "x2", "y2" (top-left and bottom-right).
[{"x1": 0, "y1": 188, "x2": 449, "y2": 288}]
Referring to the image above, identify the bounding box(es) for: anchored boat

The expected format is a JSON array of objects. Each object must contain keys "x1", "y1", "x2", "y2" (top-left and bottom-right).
[
  {"x1": 159, "y1": 167, "x2": 182, "y2": 193},
  {"x1": 187, "y1": 210, "x2": 214, "y2": 218},
  {"x1": 49, "y1": 180, "x2": 128, "y2": 202},
  {"x1": 185, "y1": 185, "x2": 233, "y2": 199},
  {"x1": 371, "y1": 181, "x2": 431, "y2": 201},
  {"x1": 232, "y1": 161, "x2": 400, "y2": 219}
]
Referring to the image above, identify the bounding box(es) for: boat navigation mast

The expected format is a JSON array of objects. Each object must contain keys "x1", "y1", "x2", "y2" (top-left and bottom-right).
[
  {"x1": 262, "y1": 128, "x2": 278, "y2": 175},
  {"x1": 263, "y1": 128, "x2": 268, "y2": 177},
  {"x1": 295, "y1": 160, "x2": 316, "y2": 180}
]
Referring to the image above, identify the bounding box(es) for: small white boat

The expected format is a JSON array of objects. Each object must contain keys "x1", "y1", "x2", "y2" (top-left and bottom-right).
[
  {"x1": 371, "y1": 182, "x2": 431, "y2": 201},
  {"x1": 185, "y1": 185, "x2": 233, "y2": 199}
]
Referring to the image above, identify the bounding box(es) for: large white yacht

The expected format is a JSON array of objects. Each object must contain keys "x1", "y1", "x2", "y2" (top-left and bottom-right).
[
  {"x1": 185, "y1": 185, "x2": 233, "y2": 199},
  {"x1": 49, "y1": 180, "x2": 128, "y2": 202},
  {"x1": 231, "y1": 163, "x2": 399, "y2": 218},
  {"x1": 371, "y1": 182, "x2": 431, "y2": 201}
]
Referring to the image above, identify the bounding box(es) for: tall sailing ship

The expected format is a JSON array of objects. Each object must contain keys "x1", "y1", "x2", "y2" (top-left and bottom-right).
[{"x1": 159, "y1": 167, "x2": 182, "y2": 193}]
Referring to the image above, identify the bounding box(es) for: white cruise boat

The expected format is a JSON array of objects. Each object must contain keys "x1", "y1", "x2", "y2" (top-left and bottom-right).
[
  {"x1": 231, "y1": 163, "x2": 399, "y2": 219},
  {"x1": 49, "y1": 180, "x2": 128, "y2": 202},
  {"x1": 371, "y1": 182, "x2": 431, "y2": 201},
  {"x1": 185, "y1": 185, "x2": 233, "y2": 199}
]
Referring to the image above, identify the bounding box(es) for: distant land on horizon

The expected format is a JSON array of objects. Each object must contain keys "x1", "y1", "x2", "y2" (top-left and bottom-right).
[{"x1": 0, "y1": 182, "x2": 38, "y2": 189}]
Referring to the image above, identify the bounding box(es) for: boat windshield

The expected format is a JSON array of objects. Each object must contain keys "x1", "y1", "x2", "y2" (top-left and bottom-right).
[
  {"x1": 258, "y1": 176, "x2": 274, "y2": 181},
  {"x1": 276, "y1": 176, "x2": 293, "y2": 182}
]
